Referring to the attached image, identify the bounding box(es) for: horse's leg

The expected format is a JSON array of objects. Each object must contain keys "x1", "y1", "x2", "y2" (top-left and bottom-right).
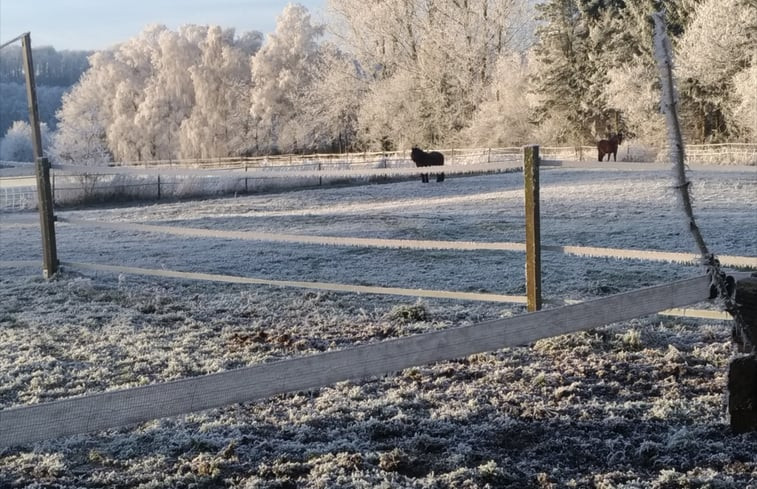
[
  {"x1": 598, "y1": 150, "x2": 603, "y2": 161},
  {"x1": 436, "y1": 172, "x2": 444, "y2": 182}
]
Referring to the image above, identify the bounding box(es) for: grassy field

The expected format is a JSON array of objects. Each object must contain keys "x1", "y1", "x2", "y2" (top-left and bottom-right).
[{"x1": 1, "y1": 167, "x2": 755, "y2": 487}]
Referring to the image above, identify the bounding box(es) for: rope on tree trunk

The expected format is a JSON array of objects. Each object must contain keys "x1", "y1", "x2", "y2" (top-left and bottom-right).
[{"x1": 652, "y1": 12, "x2": 738, "y2": 315}]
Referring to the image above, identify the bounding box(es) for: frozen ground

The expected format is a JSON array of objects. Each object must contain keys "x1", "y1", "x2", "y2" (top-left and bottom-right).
[{"x1": 0, "y1": 166, "x2": 756, "y2": 488}]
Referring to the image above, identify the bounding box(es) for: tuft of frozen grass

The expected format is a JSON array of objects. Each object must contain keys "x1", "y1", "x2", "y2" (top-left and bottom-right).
[
  {"x1": 386, "y1": 300, "x2": 429, "y2": 323},
  {"x1": 617, "y1": 328, "x2": 643, "y2": 351}
]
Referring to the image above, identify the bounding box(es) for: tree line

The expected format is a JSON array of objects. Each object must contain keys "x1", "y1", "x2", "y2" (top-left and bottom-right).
[
  {"x1": 0, "y1": 46, "x2": 91, "y2": 140},
  {"x1": 2, "y1": 0, "x2": 755, "y2": 164}
]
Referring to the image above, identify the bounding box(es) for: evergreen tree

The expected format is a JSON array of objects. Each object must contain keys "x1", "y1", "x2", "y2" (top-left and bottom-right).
[
  {"x1": 531, "y1": 0, "x2": 704, "y2": 145},
  {"x1": 532, "y1": 0, "x2": 601, "y2": 144}
]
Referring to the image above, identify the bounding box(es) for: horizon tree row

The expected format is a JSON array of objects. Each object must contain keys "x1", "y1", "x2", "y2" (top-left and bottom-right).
[{"x1": 2, "y1": 0, "x2": 754, "y2": 164}]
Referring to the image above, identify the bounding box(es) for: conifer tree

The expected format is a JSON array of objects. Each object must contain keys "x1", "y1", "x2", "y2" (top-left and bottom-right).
[{"x1": 532, "y1": 0, "x2": 601, "y2": 144}]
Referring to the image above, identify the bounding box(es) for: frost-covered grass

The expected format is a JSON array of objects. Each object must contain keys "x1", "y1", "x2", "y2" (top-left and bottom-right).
[{"x1": 0, "y1": 167, "x2": 755, "y2": 488}]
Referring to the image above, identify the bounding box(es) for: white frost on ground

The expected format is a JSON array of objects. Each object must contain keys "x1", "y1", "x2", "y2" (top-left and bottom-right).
[{"x1": 0, "y1": 167, "x2": 756, "y2": 488}]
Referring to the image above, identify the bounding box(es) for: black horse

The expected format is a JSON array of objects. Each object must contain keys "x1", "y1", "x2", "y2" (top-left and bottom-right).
[{"x1": 410, "y1": 147, "x2": 445, "y2": 183}]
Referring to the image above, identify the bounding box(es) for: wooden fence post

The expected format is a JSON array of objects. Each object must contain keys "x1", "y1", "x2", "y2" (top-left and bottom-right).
[
  {"x1": 22, "y1": 33, "x2": 58, "y2": 279},
  {"x1": 34, "y1": 157, "x2": 58, "y2": 279},
  {"x1": 523, "y1": 145, "x2": 542, "y2": 311},
  {"x1": 729, "y1": 274, "x2": 757, "y2": 433}
]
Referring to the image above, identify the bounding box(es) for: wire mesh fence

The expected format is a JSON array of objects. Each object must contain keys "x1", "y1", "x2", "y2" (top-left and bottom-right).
[{"x1": 1, "y1": 144, "x2": 755, "y2": 211}]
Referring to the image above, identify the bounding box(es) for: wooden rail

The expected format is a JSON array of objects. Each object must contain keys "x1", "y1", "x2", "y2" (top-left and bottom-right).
[
  {"x1": 39, "y1": 142, "x2": 754, "y2": 170},
  {"x1": 58, "y1": 261, "x2": 529, "y2": 304},
  {"x1": 56, "y1": 218, "x2": 757, "y2": 269},
  {"x1": 0, "y1": 259, "x2": 740, "y2": 322},
  {"x1": 0, "y1": 274, "x2": 722, "y2": 447}
]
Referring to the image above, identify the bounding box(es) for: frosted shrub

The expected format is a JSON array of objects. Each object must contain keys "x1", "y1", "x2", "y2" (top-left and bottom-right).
[{"x1": 0, "y1": 121, "x2": 51, "y2": 162}]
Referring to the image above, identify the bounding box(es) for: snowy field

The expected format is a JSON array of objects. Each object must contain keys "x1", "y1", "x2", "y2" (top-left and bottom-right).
[{"x1": 0, "y1": 166, "x2": 756, "y2": 488}]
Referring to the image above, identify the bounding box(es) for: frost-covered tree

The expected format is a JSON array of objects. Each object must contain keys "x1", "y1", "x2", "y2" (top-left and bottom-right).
[
  {"x1": 357, "y1": 70, "x2": 425, "y2": 150},
  {"x1": 179, "y1": 26, "x2": 255, "y2": 158},
  {"x1": 464, "y1": 54, "x2": 535, "y2": 147},
  {"x1": 54, "y1": 24, "x2": 261, "y2": 163},
  {"x1": 327, "y1": 0, "x2": 535, "y2": 149},
  {"x1": 285, "y1": 43, "x2": 363, "y2": 153},
  {"x1": 0, "y1": 120, "x2": 51, "y2": 162},
  {"x1": 106, "y1": 26, "x2": 163, "y2": 162},
  {"x1": 133, "y1": 27, "x2": 198, "y2": 161},
  {"x1": 250, "y1": 4, "x2": 324, "y2": 154},
  {"x1": 732, "y1": 55, "x2": 757, "y2": 141},
  {"x1": 51, "y1": 65, "x2": 114, "y2": 165},
  {"x1": 676, "y1": 0, "x2": 757, "y2": 141}
]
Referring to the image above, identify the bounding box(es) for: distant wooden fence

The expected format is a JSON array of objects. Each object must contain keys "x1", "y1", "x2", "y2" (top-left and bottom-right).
[
  {"x1": 39, "y1": 142, "x2": 757, "y2": 169},
  {"x1": 2, "y1": 142, "x2": 754, "y2": 209}
]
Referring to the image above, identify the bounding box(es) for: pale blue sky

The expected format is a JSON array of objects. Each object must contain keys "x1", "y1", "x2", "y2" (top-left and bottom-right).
[{"x1": 0, "y1": 0, "x2": 326, "y2": 51}]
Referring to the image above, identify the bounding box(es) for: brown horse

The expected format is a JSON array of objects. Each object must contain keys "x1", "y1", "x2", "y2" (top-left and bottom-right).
[
  {"x1": 411, "y1": 147, "x2": 445, "y2": 183},
  {"x1": 597, "y1": 133, "x2": 623, "y2": 161}
]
